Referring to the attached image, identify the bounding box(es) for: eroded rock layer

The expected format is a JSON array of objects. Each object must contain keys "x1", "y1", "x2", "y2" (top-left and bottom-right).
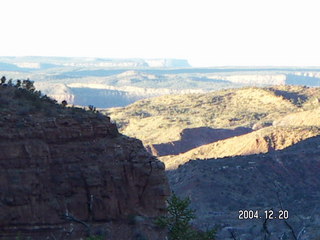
[{"x1": 0, "y1": 114, "x2": 169, "y2": 239}]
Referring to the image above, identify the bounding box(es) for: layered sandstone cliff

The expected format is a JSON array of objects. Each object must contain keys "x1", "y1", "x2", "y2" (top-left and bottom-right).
[{"x1": 0, "y1": 85, "x2": 170, "y2": 239}]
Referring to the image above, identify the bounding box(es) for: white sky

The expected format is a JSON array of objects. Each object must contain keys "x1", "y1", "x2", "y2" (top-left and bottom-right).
[{"x1": 1, "y1": 0, "x2": 320, "y2": 67}]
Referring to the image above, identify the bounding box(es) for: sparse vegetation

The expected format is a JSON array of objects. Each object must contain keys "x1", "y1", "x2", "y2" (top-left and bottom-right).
[
  {"x1": 88, "y1": 104, "x2": 97, "y2": 112},
  {"x1": 161, "y1": 125, "x2": 320, "y2": 169},
  {"x1": 156, "y1": 193, "x2": 216, "y2": 240},
  {"x1": 106, "y1": 86, "x2": 318, "y2": 145},
  {"x1": 61, "y1": 100, "x2": 68, "y2": 107},
  {"x1": 1, "y1": 76, "x2": 6, "y2": 85},
  {"x1": 0, "y1": 77, "x2": 111, "y2": 125},
  {"x1": 105, "y1": 85, "x2": 320, "y2": 170}
]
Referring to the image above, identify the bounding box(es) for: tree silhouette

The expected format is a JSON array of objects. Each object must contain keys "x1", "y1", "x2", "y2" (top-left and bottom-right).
[
  {"x1": 61, "y1": 100, "x2": 68, "y2": 107},
  {"x1": 22, "y1": 79, "x2": 35, "y2": 92},
  {"x1": 156, "y1": 193, "x2": 216, "y2": 240},
  {"x1": 1, "y1": 76, "x2": 6, "y2": 85}
]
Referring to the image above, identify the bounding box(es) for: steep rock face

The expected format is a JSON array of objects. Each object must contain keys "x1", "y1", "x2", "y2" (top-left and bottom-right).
[
  {"x1": 35, "y1": 82, "x2": 74, "y2": 104},
  {"x1": 0, "y1": 114, "x2": 170, "y2": 239}
]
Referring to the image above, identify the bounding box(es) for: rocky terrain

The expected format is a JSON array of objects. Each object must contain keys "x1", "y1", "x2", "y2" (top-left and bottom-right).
[
  {"x1": 273, "y1": 108, "x2": 320, "y2": 127},
  {"x1": 105, "y1": 84, "x2": 320, "y2": 239},
  {"x1": 167, "y1": 135, "x2": 320, "y2": 240},
  {"x1": 161, "y1": 125, "x2": 320, "y2": 169},
  {"x1": 107, "y1": 86, "x2": 320, "y2": 167},
  {"x1": 1, "y1": 70, "x2": 320, "y2": 239},
  {"x1": 107, "y1": 86, "x2": 298, "y2": 145},
  {"x1": 159, "y1": 100, "x2": 320, "y2": 169},
  {"x1": 0, "y1": 82, "x2": 170, "y2": 239}
]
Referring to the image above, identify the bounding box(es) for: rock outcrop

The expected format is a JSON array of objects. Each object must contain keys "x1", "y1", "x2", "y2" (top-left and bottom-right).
[{"x1": 0, "y1": 88, "x2": 170, "y2": 239}]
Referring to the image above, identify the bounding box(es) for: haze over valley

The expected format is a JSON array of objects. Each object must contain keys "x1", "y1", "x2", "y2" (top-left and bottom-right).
[{"x1": 2, "y1": 56, "x2": 320, "y2": 108}]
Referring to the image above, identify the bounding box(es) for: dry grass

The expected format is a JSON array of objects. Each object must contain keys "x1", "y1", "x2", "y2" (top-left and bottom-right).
[
  {"x1": 0, "y1": 83, "x2": 106, "y2": 128},
  {"x1": 273, "y1": 107, "x2": 320, "y2": 127},
  {"x1": 106, "y1": 86, "x2": 311, "y2": 145},
  {"x1": 161, "y1": 126, "x2": 320, "y2": 169},
  {"x1": 103, "y1": 85, "x2": 320, "y2": 169}
]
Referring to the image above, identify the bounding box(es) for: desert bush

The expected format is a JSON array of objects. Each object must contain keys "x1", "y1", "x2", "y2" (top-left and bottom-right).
[
  {"x1": 7, "y1": 79, "x2": 13, "y2": 86},
  {"x1": 15, "y1": 79, "x2": 21, "y2": 88},
  {"x1": 1, "y1": 76, "x2": 6, "y2": 85},
  {"x1": 21, "y1": 79, "x2": 35, "y2": 92},
  {"x1": 61, "y1": 100, "x2": 67, "y2": 107},
  {"x1": 88, "y1": 105, "x2": 97, "y2": 112},
  {"x1": 156, "y1": 193, "x2": 216, "y2": 240}
]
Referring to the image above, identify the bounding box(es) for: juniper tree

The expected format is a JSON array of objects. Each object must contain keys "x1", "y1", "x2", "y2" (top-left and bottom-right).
[{"x1": 156, "y1": 193, "x2": 216, "y2": 240}]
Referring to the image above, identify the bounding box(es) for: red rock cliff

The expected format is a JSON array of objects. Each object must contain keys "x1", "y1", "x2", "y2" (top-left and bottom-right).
[{"x1": 0, "y1": 107, "x2": 170, "y2": 239}]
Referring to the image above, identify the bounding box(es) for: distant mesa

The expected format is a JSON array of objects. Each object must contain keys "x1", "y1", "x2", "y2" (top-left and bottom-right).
[
  {"x1": 0, "y1": 56, "x2": 191, "y2": 69},
  {"x1": 145, "y1": 59, "x2": 191, "y2": 68},
  {"x1": 2, "y1": 57, "x2": 320, "y2": 109}
]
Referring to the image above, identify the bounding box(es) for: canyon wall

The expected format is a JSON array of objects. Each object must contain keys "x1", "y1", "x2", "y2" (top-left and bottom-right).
[{"x1": 0, "y1": 112, "x2": 170, "y2": 239}]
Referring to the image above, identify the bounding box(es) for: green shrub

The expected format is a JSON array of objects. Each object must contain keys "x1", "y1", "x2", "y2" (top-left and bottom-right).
[
  {"x1": 156, "y1": 193, "x2": 216, "y2": 240},
  {"x1": 88, "y1": 105, "x2": 97, "y2": 112},
  {"x1": 21, "y1": 79, "x2": 35, "y2": 92},
  {"x1": 1, "y1": 76, "x2": 6, "y2": 85},
  {"x1": 61, "y1": 100, "x2": 68, "y2": 107}
]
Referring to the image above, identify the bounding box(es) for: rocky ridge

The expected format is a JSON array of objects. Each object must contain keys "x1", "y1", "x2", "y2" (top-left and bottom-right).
[
  {"x1": 107, "y1": 86, "x2": 320, "y2": 170},
  {"x1": 161, "y1": 125, "x2": 320, "y2": 169},
  {"x1": 0, "y1": 84, "x2": 170, "y2": 239}
]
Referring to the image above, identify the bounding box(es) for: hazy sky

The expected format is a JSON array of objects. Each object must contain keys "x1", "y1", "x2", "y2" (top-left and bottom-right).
[{"x1": 1, "y1": 0, "x2": 320, "y2": 67}]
